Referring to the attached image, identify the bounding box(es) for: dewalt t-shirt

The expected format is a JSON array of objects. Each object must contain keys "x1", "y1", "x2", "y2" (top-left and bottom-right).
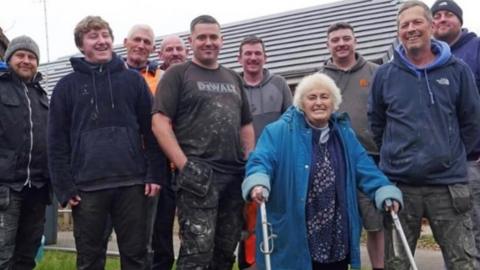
[{"x1": 153, "y1": 61, "x2": 252, "y2": 174}]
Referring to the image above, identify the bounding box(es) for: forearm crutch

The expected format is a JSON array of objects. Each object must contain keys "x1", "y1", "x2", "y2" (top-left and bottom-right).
[
  {"x1": 259, "y1": 189, "x2": 276, "y2": 270},
  {"x1": 386, "y1": 199, "x2": 418, "y2": 270}
]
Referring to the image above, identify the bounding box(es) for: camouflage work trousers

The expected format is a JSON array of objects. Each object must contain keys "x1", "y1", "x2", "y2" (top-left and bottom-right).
[
  {"x1": 467, "y1": 161, "x2": 480, "y2": 268},
  {"x1": 385, "y1": 183, "x2": 476, "y2": 270},
  {"x1": 175, "y1": 162, "x2": 244, "y2": 270}
]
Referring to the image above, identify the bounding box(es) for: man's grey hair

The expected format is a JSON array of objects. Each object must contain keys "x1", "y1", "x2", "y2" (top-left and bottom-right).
[
  {"x1": 397, "y1": 0, "x2": 433, "y2": 27},
  {"x1": 126, "y1": 24, "x2": 155, "y2": 41}
]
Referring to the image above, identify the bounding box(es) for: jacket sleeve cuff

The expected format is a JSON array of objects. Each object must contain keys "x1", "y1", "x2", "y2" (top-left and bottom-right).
[
  {"x1": 144, "y1": 175, "x2": 162, "y2": 185},
  {"x1": 242, "y1": 172, "x2": 270, "y2": 201},
  {"x1": 374, "y1": 185, "x2": 403, "y2": 210},
  {"x1": 145, "y1": 152, "x2": 167, "y2": 186},
  {"x1": 58, "y1": 188, "x2": 78, "y2": 208}
]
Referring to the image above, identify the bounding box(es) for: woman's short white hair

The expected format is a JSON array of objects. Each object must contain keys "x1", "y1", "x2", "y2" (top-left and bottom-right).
[{"x1": 293, "y1": 73, "x2": 342, "y2": 111}]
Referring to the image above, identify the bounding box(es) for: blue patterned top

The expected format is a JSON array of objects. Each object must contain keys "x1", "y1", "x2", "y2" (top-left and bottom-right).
[{"x1": 306, "y1": 127, "x2": 349, "y2": 263}]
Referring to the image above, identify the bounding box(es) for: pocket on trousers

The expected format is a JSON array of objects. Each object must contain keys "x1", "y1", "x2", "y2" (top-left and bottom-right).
[
  {"x1": 463, "y1": 218, "x2": 476, "y2": 258},
  {"x1": 448, "y1": 183, "x2": 473, "y2": 214},
  {"x1": 177, "y1": 160, "x2": 213, "y2": 197},
  {"x1": 0, "y1": 186, "x2": 10, "y2": 210}
]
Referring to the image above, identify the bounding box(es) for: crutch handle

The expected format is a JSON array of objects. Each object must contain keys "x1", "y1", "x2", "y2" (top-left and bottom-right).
[
  {"x1": 262, "y1": 188, "x2": 270, "y2": 202},
  {"x1": 386, "y1": 199, "x2": 418, "y2": 270}
]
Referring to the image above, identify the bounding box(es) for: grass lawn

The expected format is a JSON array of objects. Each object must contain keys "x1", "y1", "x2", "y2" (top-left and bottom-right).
[
  {"x1": 35, "y1": 251, "x2": 242, "y2": 270},
  {"x1": 35, "y1": 251, "x2": 120, "y2": 270}
]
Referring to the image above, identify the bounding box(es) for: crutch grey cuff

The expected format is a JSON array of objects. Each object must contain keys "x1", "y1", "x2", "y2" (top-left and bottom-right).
[
  {"x1": 242, "y1": 172, "x2": 271, "y2": 201},
  {"x1": 374, "y1": 185, "x2": 403, "y2": 210}
]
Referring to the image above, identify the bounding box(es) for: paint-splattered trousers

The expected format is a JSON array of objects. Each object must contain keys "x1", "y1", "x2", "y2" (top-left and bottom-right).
[
  {"x1": 385, "y1": 182, "x2": 476, "y2": 270},
  {"x1": 175, "y1": 160, "x2": 244, "y2": 270},
  {"x1": 0, "y1": 185, "x2": 48, "y2": 270},
  {"x1": 467, "y1": 160, "x2": 480, "y2": 268}
]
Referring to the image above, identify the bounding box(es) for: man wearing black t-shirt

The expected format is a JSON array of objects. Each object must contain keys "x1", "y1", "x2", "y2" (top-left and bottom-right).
[{"x1": 152, "y1": 15, "x2": 255, "y2": 270}]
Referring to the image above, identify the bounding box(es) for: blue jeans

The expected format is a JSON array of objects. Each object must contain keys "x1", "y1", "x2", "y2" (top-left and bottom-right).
[{"x1": 0, "y1": 185, "x2": 48, "y2": 270}]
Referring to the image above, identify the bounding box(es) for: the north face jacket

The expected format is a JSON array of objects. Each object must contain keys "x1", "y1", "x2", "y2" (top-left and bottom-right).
[{"x1": 369, "y1": 40, "x2": 480, "y2": 184}]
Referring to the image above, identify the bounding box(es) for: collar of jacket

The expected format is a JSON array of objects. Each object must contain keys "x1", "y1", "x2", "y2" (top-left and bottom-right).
[
  {"x1": 0, "y1": 68, "x2": 43, "y2": 85},
  {"x1": 282, "y1": 106, "x2": 351, "y2": 133},
  {"x1": 240, "y1": 68, "x2": 273, "y2": 88},
  {"x1": 70, "y1": 52, "x2": 126, "y2": 74},
  {"x1": 124, "y1": 58, "x2": 159, "y2": 75},
  {"x1": 394, "y1": 39, "x2": 452, "y2": 74},
  {"x1": 451, "y1": 28, "x2": 478, "y2": 51},
  {"x1": 322, "y1": 53, "x2": 367, "y2": 73}
]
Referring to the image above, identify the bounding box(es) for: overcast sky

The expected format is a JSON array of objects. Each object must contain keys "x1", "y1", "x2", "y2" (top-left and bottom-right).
[{"x1": 1, "y1": 0, "x2": 479, "y2": 63}]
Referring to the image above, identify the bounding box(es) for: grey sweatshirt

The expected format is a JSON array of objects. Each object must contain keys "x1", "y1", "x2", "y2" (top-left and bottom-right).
[
  {"x1": 320, "y1": 53, "x2": 378, "y2": 155},
  {"x1": 242, "y1": 69, "x2": 292, "y2": 141}
]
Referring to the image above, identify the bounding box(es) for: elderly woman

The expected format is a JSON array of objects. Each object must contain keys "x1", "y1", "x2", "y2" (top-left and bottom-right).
[{"x1": 242, "y1": 73, "x2": 402, "y2": 270}]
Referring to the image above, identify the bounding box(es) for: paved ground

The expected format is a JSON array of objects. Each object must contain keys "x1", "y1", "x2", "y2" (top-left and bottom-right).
[{"x1": 46, "y1": 230, "x2": 444, "y2": 269}]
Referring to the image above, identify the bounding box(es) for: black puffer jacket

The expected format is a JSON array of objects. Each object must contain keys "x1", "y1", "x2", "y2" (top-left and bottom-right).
[{"x1": 0, "y1": 69, "x2": 49, "y2": 191}]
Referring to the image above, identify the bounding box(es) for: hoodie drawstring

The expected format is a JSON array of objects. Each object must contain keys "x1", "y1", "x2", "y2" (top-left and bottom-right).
[
  {"x1": 92, "y1": 72, "x2": 99, "y2": 115},
  {"x1": 424, "y1": 69, "x2": 435, "y2": 105},
  {"x1": 91, "y1": 66, "x2": 115, "y2": 118},
  {"x1": 107, "y1": 70, "x2": 115, "y2": 109}
]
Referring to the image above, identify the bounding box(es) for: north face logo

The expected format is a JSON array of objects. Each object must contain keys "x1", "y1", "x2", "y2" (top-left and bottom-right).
[{"x1": 436, "y1": 78, "x2": 450, "y2": 86}]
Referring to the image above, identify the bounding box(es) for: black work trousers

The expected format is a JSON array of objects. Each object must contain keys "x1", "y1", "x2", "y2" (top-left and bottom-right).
[
  {"x1": 151, "y1": 183, "x2": 176, "y2": 270},
  {"x1": 0, "y1": 185, "x2": 49, "y2": 270},
  {"x1": 72, "y1": 185, "x2": 147, "y2": 270}
]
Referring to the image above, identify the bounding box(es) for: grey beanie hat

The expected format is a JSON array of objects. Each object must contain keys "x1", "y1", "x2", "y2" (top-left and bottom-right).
[
  {"x1": 431, "y1": 0, "x2": 463, "y2": 25},
  {"x1": 4, "y1": 35, "x2": 40, "y2": 63}
]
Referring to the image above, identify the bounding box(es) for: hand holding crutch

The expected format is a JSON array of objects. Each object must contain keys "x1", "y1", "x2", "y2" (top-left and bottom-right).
[
  {"x1": 385, "y1": 199, "x2": 418, "y2": 270},
  {"x1": 250, "y1": 186, "x2": 276, "y2": 270}
]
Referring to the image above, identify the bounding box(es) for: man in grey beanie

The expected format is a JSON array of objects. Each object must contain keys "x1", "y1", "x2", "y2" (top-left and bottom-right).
[{"x1": 0, "y1": 35, "x2": 51, "y2": 269}]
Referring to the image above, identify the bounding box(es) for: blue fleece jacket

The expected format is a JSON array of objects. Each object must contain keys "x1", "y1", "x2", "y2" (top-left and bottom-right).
[
  {"x1": 48, "y1": 53, "x2": 165, "y2": 206},
  {"x1": 242, "y1": 107, "x2": 402, "y2": 270},
  {"x1": 369, "y1": 39, "x2": 480, "y2": 184}
]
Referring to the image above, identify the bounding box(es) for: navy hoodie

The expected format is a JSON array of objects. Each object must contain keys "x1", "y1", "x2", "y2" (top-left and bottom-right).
[
  {"x1": 448, "y1": 29, "x2": 480, "y2": 160},
  {"x1": 450, "y1": 29, "x2": 480, "y2": 91},
  {"x1": 48, "y1": 53, "x2": 164, "y2": 206},
  {"x1": 368, "y1": 40, "x2": 480, "y2": 184}
]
